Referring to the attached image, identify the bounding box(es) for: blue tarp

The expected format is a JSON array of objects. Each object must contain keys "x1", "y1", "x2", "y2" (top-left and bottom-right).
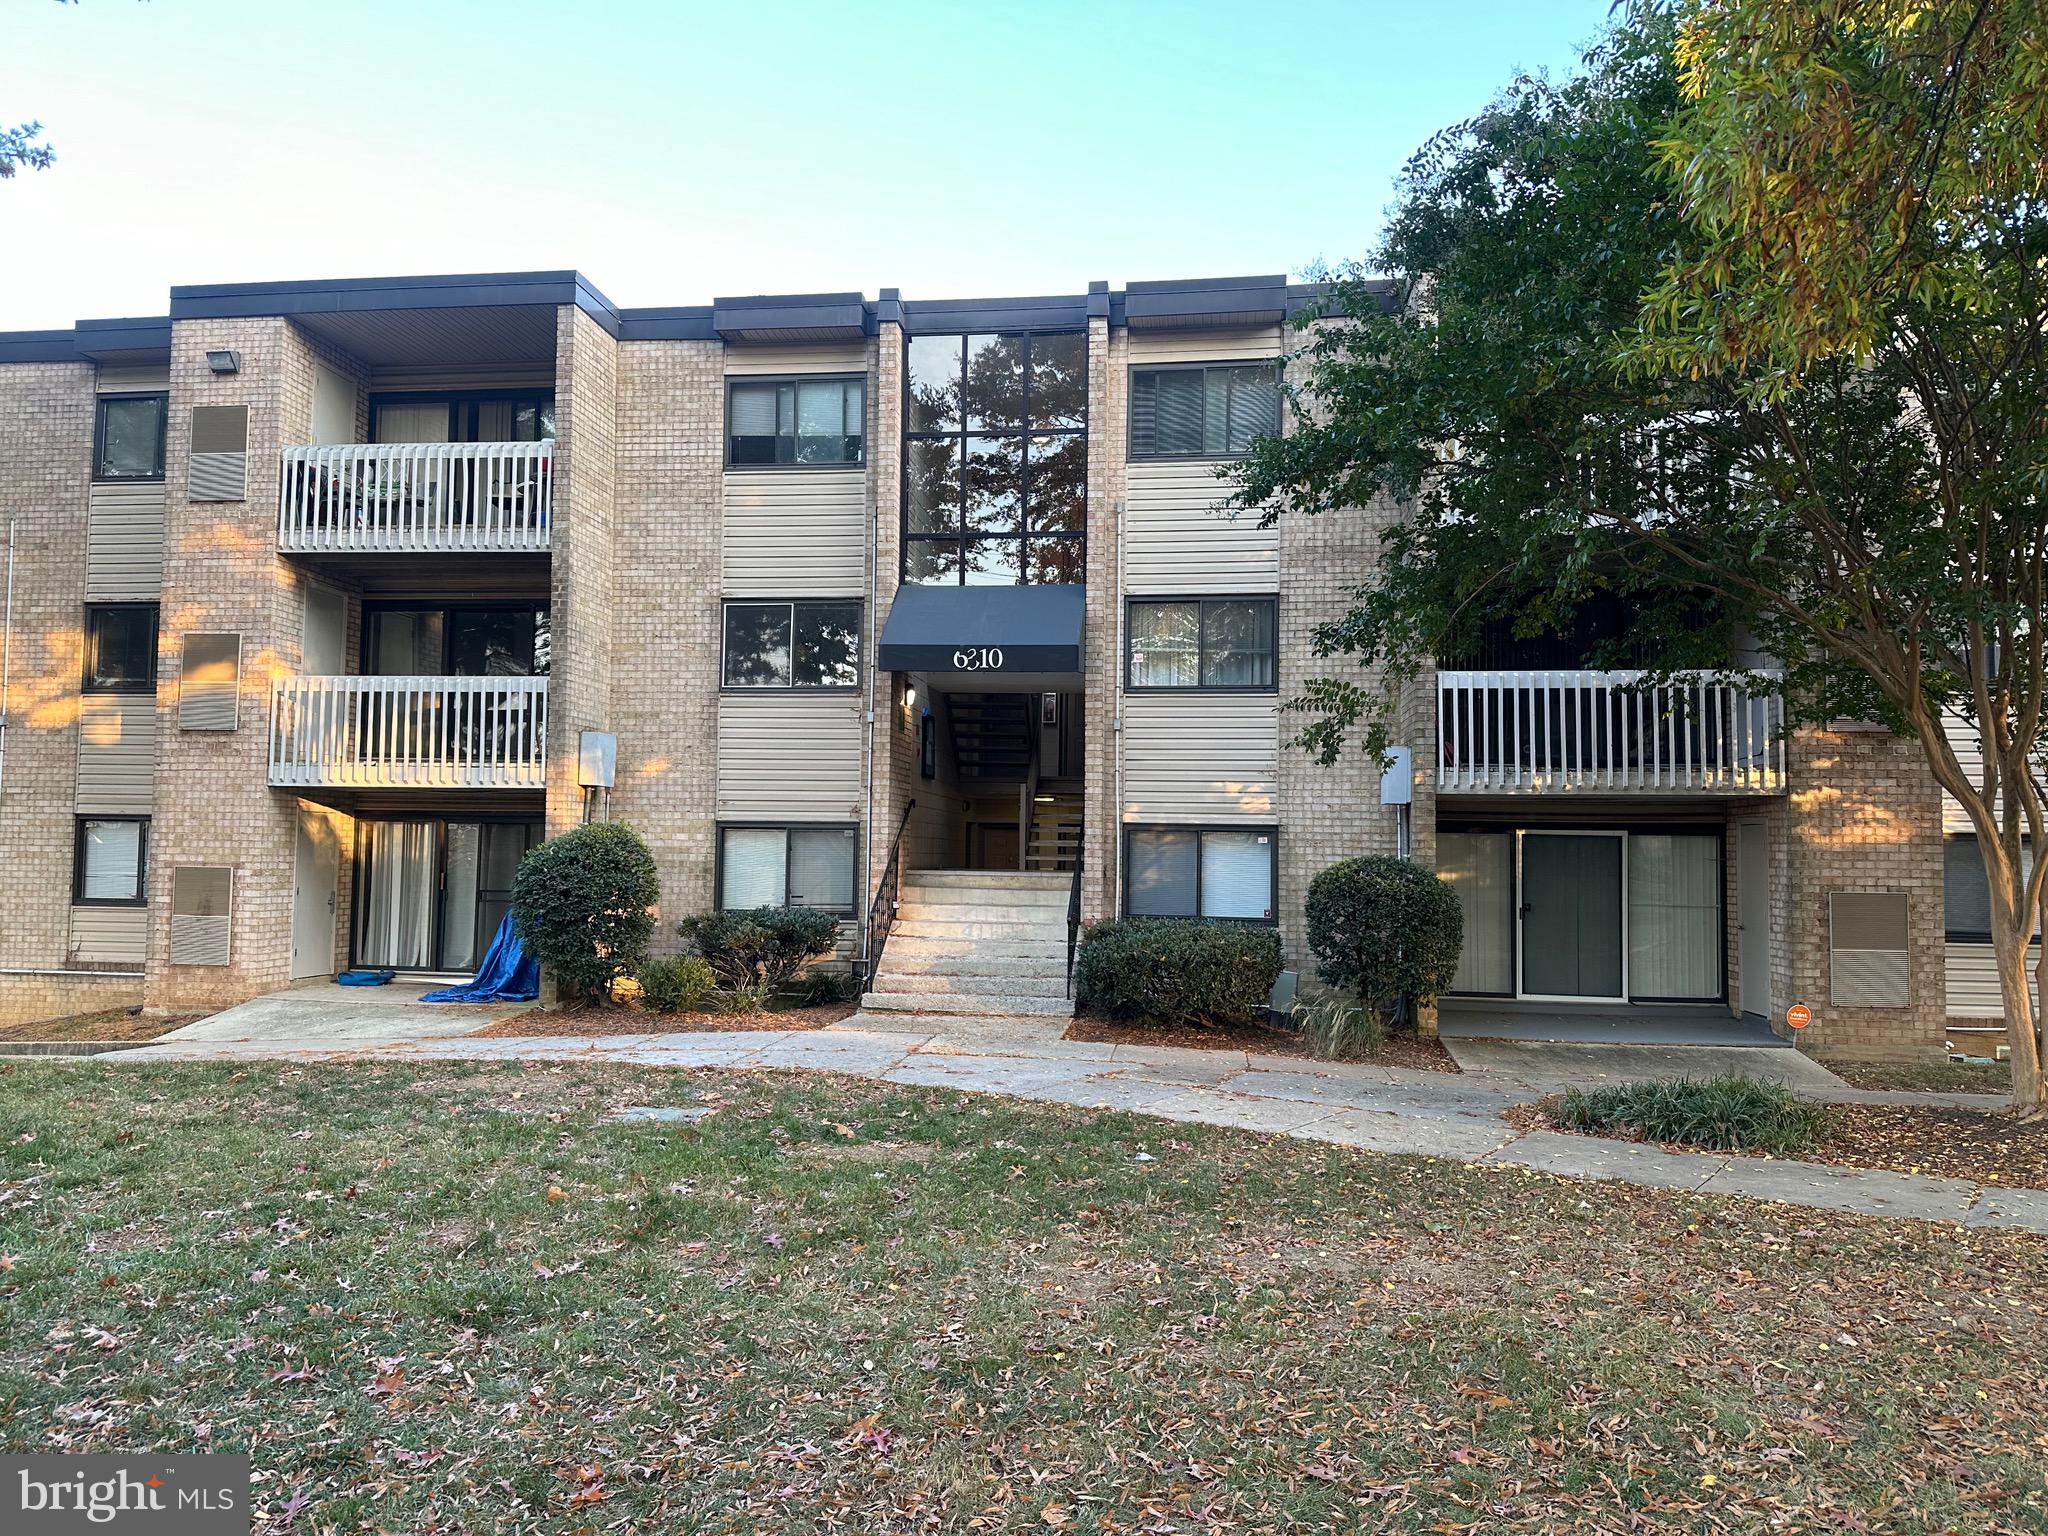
[{"x1": 421, "y1": 913, "x2": 540, "y2": 1004}]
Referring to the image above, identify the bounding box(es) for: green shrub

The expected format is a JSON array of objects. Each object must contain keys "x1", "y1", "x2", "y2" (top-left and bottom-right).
[
  {"x1": 1074, "y1": 918, "x2": 1283, "y2": 1028},
  {"x1": 1551, "y1": 1076, "x2": 1831, "y2": 1156},
  {"x1": 1304, "y1": 856, "x2": 1462, "y2": 1028},
  {"x1": 789, "y1": 967, "x2": 861, "y2": 1006},
  {"x1": 635, "y1": 954, "x2": 715, "y2": 1014},
  {"x1": 678, "y1": 906, "x2": 840, "y2": 993},
  {"x1": 1293, "y1": 992, "x2": 1388, "y2": 1061},
  {"x1": 510, "y1": 822, "x2": 660, "y2": 1004}
]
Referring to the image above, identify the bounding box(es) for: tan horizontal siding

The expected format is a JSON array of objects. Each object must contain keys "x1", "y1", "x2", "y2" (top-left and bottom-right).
[
  {"x1": 722, "y1": 468, "x2": 866, "y2": 596},
  {"x1": 76, "y1": 694, "x2": 156, "y2": 815},
  {"x1": 1125, "y1": 326, "x2": 1284, "y2": 365},
  {"x1": 1124, "y1": 461, "x2": 1278, "y2": 593},
  {"x1": 1121, "y1": 693, "x2": 1278, "y2": 821},
  {"x1": 1946, "y1": 940, "x2": 2039, "y2": 1019},
  {"x1": 716, "y1": 694, "x2": 863, "y2": 820},
  {"x1": 724, "y1": 345, "x2": 868, "y2": 377},
  {"x1": 1942, "y1": 707, "x2": 1986, "y2": 833},
  {"x1": 68, "y1": 905, "x2": 146, "y2": 967},
  {"x1": 97, "y1": 365, "x2": 169, "y2": 393},
  {"x1": 86, "y1": 481, "x2": 166, "y2": 601}
]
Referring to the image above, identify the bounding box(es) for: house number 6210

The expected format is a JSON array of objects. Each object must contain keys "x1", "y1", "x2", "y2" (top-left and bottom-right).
[{"x1": 952, "y1": 647, "x2": 1004, "y2": 670}]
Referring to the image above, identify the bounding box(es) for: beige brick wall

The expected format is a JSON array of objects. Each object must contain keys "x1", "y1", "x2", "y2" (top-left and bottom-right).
[
  {"x1": 547, "y1": 306, "x2": 620, "y2": 839},
  {"x1": 1081, "y1": 315, "x2": 1121, "y2": 924},
  {"x1": 144, "y1": 317, "x2": 345, "y2": 1010},
  {"x1": 1782, "y1": 726, "x2": 1947, "y2": 1057},
  {"x1": 608, "y1": 336, "x2": 723, "y2": 943},
  {"x1": 0, "y1": 359, "x2": 122, "y2": 1023},
  {"x1": 865, "y1": 319, "x2": 910, "y2": 923}
]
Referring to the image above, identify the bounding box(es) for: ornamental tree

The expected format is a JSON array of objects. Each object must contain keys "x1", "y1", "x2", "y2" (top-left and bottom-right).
[{"x1": 1228, "y1": 2, "x2": 2048, "y2": 1111}]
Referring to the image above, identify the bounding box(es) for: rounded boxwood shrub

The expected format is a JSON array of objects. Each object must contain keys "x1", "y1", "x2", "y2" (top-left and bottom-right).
[
  {"x1": 510, "y1": 821, "x2": 661, "y2": 1004},
  {"x1": 635, "y1": 954, "x2": 716, "y2": 1014},
  {"x1": 1074, "y1": 918, "x2": 1283, "y2": 1028},
  {"x1": 1304, "y1": 856, "x2": 1462, "y2": 1028},
  {"x1": 677, "y1": 906, "x2": 840, "y2": 996}
]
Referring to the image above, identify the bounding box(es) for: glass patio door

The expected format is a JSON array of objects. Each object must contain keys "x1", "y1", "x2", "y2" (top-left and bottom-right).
[{"x1": 1518, "y1": 831, "x2": 1626, "y2": 1001}]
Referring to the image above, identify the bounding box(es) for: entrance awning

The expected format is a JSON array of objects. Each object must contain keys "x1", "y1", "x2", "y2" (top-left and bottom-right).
[{"x1": 877, "y1": 582, "x2": 1084, "y2": 688}]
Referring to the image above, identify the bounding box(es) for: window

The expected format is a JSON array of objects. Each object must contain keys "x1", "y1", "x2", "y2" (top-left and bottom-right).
[
  {"x1": 1945, "y1": 834, "x2": 2038, "y2": 942},
  {"x1": 1127, "y1": 598, "x2": 1276, "y2": 689},
  {"x1": 719, "y1": 825, "x2": 858, "y2": 913},
  {"x1": 94, "y1": 394, "x2": 166, "y2": 480},
  {"x1": 727, "y1": 376, "x2": 865, "y2": 466},
  {"x1": 75, "y1": 817, "x2": 148, "y2": 905},
  {"x1": 365, "y1": 604, "x2": 550, "y2": 677},
  {"x1": 1129, "y1": 364, "x2": 1280, "y2": 459},
  {"x1": 722, "y1": 601, "x2": 860, "y2": 688},
  {"x1": 83, "y1": 604, "x2": 158, "y2": 693},
  {"x1": 904, "y1": 331, "x2": 1086, "y2": 584},
  {"x1": 1126, "y1": 827, "x2": 1275, "y2": 921},
  {"x1": 369, "y1": 392, "x2": 554, "y2": 445}
]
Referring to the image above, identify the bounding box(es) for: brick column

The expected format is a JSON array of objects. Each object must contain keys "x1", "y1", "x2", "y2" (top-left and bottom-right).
[
  {"x1": 608, "y1": 336, "x2": 723, "y2": 939},
  {"x1": 145, "y1": 318, "x2": 331, "y2": 1011},
  {"x1": 546, "y1": 305, "x2": 619, "y2": 838},
  {"x1": 1782, "y1": 726, "x2": 1946, "y2": 1058},
  {"x1": 865, "y1": 310, "x2": 910, "y2": 910},
  {"x1": 1080, "y1": 300, "x2": 1121, "y2": 924}
]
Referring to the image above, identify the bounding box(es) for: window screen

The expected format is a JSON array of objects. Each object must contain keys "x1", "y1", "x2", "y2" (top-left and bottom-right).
[
  {"x1": 1199, "y1": 831, "x2": 1273, "y2": 919},
  {"x1": 788, "y1": 827, "x2": 857, "y2": 911},
  {"x1": 1128, "y1": 830, "x2": 1198, "y2": 916},
  {"x1": 76, "y1": 818, "x2": 146, "y2": 904},
  {"x1": 94, "y1": 395, "x2": 166, "y2": 480},
  {"x1": 728, "y1": 377, "x2": 865, "y2": 466},
  {"x1": 1129, "y1": 365, "x2": 1281, "y2": 458}
]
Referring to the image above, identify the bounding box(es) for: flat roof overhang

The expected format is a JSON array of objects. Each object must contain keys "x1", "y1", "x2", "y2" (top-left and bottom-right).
[{"x1": 877, "y1": 582, "x2": 1084, "y2": 688}]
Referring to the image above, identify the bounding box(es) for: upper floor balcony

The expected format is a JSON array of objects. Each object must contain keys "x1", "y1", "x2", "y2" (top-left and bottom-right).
[
  {"x1": 277, "y1": 441, "x2": 552, "y2": 556},
  {"x1": 1437, "y1": 669, "x2": 1787, "y2": 795},
  {"x1": 268, "y1": 673, "x2": 548, "y2": 791}
]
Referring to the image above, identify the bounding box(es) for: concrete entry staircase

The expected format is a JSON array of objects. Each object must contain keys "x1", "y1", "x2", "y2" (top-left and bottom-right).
[{"x1": 862, "y1": 869, "x2": 1075, "y2": 1018}]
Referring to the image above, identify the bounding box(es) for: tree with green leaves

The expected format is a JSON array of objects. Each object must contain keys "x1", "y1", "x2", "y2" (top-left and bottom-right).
[{"x1": 1230, "y1": 0, "x2": 2048, "y2": 1111}]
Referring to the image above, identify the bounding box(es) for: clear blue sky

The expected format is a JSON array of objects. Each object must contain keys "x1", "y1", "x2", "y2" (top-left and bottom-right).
[{"x1": 0, "y1": 0, "x2": 1611, "y2": 329}]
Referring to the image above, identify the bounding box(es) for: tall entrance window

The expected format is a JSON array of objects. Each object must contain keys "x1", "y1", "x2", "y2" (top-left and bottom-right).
[
  {"x1": 357, "y1": 819, "x2": 540, "y2": 972},
  {"x1": 371, "y1": 391, "x2": 555, "y2": 444},
  {"x1": 904, "y1": 331, "x2": 1086, "y2": 585}
]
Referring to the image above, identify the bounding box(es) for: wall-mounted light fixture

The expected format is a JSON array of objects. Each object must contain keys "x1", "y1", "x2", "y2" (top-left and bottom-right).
[
  {"x1": 205, "y1": 350, "x2": 240, "y2": 375},
  {"x1": 904, "y1": 684, "x2": 917, "y2": 708}
]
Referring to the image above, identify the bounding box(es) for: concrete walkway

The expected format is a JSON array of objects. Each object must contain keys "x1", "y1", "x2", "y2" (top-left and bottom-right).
[{"x1": 103, "y1": 1000, "x2": 2045, "y2": 1235}]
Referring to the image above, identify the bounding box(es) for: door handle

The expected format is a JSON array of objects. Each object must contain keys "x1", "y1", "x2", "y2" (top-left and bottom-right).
[{"x1": 1518, "y1": 903, "x2": 1533, "y2": 919}]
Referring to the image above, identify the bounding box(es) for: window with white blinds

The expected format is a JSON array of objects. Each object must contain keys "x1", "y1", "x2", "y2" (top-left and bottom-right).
[
  {"x1": 727, "y1": 377, "x2": 865, "y2": 466},
  {"x1": 75, "y1": 817, "x2": 147, "y2": 905},
  {"x1": 1129, "y1": 364, "x2": 1282, "y2": 458},
  {"x1": 1126, "y1": 827, "x2": 1275, "y2": 922},
  {"x1": 720, "y1": 826, "x2": 857, "y2": 913}
]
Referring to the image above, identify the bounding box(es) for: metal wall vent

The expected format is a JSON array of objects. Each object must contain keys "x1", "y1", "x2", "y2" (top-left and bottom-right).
[
  {"x1": 178, "y1": 632, "x2": 241, "y2": 731},
  {"x1": 169, "y1": 865, "x2": 233, "y2": 966},
  {"x1": 189, "y1": 405, "x2": 249, "y2": 502},
  {"x1": 1829, "y1": 891, "x2": 1910, "y2": 1008}
]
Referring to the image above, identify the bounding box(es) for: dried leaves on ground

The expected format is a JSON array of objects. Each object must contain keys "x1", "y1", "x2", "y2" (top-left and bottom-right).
[
  {"x1": 1828, "y1": 1057, "x2": 2012, "y2": 1095},
  {"x1": 1065, "y1": 1013, "x2": 1461, "y2": 1073},
  {"x1": 0, "y1": 1009, "x2": 206, "y2": 1044},
  {"x1": 471, "y1": 1001, "x2": 860, "y2": 1038},
  {"x1": 1, "y1": 1059, "x2": 2044, "y2": 1533}
]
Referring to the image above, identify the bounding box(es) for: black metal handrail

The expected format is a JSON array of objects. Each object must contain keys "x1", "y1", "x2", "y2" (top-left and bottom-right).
[
  {"x1": 1065, "y1": 848, "x2": 1084, "y2": 998},
  {"x1": 863, "y1": 798, "x2": 917, "y2": 989}
]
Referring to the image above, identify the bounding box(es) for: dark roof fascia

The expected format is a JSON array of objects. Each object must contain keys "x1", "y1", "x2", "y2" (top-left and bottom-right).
[
  {"x1": 75, "y1": 315, "x2": 174, "y2": 359},
  {"x1": 0, "y1": 328, "x2": 86, "y2": 364},
  {"x1": 710, "y1": 292, "x2": 872, "y2": 341},
  {"x1": 901, "y1": 293, "x2": 1090, "y2": 335},
  {"x1": 167, "y1": 270, "x2": 624, "y2": 337},
  {"x1": 614, "y1": 306, "x2": 718, "y2": 342}
]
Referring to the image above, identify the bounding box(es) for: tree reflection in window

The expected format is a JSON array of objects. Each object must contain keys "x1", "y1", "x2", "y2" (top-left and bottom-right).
[
  {"x1": 723, "y1": 601, "x2": 860, "y2": 688},
  {"x1": 905, "y1": 331, "x2": 1086, "y2": 583}
]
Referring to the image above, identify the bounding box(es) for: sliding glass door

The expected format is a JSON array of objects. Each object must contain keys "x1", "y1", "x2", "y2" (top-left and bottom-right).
[
  {"x1": 357, "y1": 819, "x2": 542, "y2": 972},
  {"x1": 1441, "y1": 827, "x2": 1724, "y2": 1004}
]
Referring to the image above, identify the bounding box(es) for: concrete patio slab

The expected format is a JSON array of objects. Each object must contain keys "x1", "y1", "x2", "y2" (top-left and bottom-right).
[{"x1": 1444, "y1": 1040, "x2": 1850, "y2": 1096}]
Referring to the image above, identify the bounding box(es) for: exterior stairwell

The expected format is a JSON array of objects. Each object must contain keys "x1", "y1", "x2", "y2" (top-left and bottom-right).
[{"x1": 862, "y1": 869, "x2": 1076, "y2": 1018}]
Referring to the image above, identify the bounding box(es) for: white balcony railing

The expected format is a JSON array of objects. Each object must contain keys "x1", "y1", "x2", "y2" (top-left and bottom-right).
[
  {"x1": 268, "y1": 675, "x2": 548, "y2": 790},
  {"x1": 277, "y1": 441, "x2": 552, "y2": 554},
  {"x1": 1438, "y1": 669, "x2": 1786, "y2": 794}
]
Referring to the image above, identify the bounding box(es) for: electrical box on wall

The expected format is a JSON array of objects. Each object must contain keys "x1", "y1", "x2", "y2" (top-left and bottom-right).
[
  {"x1": 578, "y1": 731, "x2": 617, "y2": 788},
  {"x1": 1379, "y1": 746, "x2": 1413, "y2": 806}
]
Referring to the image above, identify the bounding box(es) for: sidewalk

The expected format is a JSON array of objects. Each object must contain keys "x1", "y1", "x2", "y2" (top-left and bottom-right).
[{"x1": 118, "y1": 1006, "x2": 2047, "y2": 1234}]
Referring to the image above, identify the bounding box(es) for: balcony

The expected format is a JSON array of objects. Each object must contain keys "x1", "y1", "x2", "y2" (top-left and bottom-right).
[
  {"x1": 277, "y1": 441, "x2": 552, "y2": 555},
  {"x1": 268, "y1": 675, "x2": 548, "y2": 790},
  {"x1": 1437, "y1": 670, "x2": 1786, "y2": 795}
]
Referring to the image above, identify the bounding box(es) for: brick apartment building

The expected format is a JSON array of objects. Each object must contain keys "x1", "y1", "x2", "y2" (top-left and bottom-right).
[{"x1": 0, "y1": 269, "x2": 2008, "y2": 1058}]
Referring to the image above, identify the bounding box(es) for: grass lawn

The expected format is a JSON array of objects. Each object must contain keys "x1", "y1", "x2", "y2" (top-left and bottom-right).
[
  {"x1": 1827, "y1": 1057, "x2": 2013, "y2": 1095},
  {"x1": 2, "y1": 1061, "x2": 2045, "y2": 1533}
]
